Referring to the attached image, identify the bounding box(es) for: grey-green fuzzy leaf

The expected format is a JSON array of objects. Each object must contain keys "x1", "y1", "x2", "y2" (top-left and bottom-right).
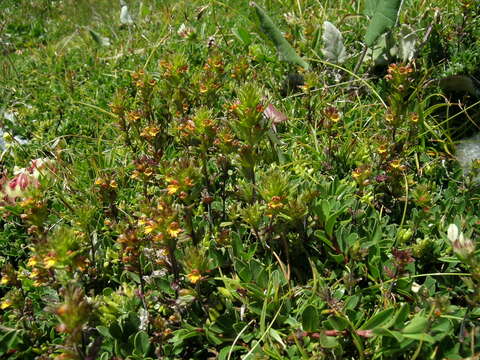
[
  {"x1": 322, "y1": 21, "x2": 347, "y2": 64},
  {"x1": 364, "y1": 0, "x2": 402, "y2": 47}
]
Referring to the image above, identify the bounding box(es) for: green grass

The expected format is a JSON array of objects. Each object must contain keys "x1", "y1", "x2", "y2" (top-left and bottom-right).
[{"x1": 1, "y1": 0, "x2": 479, "y2": 359}]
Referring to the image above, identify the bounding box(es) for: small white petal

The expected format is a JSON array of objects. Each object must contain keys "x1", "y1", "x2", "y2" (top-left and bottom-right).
[{"x1": 447, "y1": 223, "x2": 459, "y2": 242}]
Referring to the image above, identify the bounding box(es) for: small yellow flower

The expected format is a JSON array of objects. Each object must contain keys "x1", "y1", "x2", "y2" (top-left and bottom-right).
[
  {"x1": 95, "y1": 178, "x2": 104, "y2": 186},
  {"x1": 0, "y1": 299, "x2": 13, "y2": 309},
  {"x1": 27, "y1": 256, "x2": 38, "y2": 267},
  {"x1": 109, "y1": 180, "x2": 118, "y2": 188},
  {"x1": 0, "y1": 276, "x2": 9, "y2": 285},
  {"x1": 152, "y1": 233, "x2": 164, "y2": 242},
  {"x1": 410, "y1": 113, "x2": 419, "y2": 123},
  {"x1": 184, "y1": 177, "x2": 194, "y2": 187},
  {"x1": 267, "y1": 196, "x2": 284, "y2": 210},
  {"x1": 31, "y1": 268, "x2": 40, "y2": 279},
  {"x1": 186, "y1": 269, "x2": 202, "y2": 284},
  {"x1": 144, "y1": 220, "x2": 157, "y2": 234},
  {"x1": 167, "y1": 222, "x2": 183, "y2": 238},
  {"x1": 385, "y1": 112, "x2": 395, "y2": 123},
  {"x1": 131, "y1": 170, "x2": 141, "y2": 179},
  {"x1": 377, "y1": 144, "x2": 388, "y2": 156},
  {"x1": 167, "y1": 181, "x2": 180, "y2": 195},
  {"x1": 44, "y1": 255, "x2": 57, "y2": 269}
]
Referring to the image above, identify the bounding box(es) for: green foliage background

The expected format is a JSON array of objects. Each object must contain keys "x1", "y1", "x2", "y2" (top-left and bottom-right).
[{"x1": 0, "y1": 0, "x2": 479, "y2": 359}]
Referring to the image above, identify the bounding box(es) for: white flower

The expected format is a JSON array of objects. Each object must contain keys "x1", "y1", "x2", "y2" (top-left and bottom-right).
[{"x1": 447, "y1": 223, "x2": 475, "y2": 259}]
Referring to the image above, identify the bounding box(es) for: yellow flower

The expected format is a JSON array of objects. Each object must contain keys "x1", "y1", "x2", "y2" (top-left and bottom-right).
[
  {"x1": 109, "y1": 179, "x2": 118, "y2": 188},
  {"x1": 144, "y1": 221, "x2": 157, "y2": 234},
  {"x1": 31, "y1": 268, "x2": 40, "y2": 279},
  {"x1": 186, "y1": 269, "x2": 202, "y2": 284},
  {"x1": 0, "y1": 276, "x2": 9, "y2": 285},
  {"x1": 267, "y1": 196, "x2": 284, "y2": 210},
  {"x1": 0, "y1": 299, "x2": 13, "y2": 309},
  {"x1": 167, "y1": 222, "x2": 183, "y2": 238},
  {"x1": 377, "y1": 144, "x2": 388, "y2": 156},
  {"x1": 167, "y1": 181, "x2": 180, "y2": 195},
  {"x1": 44, "y1": 255, "x2": 57, "y2": 269}
]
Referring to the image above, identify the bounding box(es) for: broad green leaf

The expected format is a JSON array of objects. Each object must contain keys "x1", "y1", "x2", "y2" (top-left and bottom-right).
[
  {"x1": 402, "y1": 313, "x2": 428, "y2": 334},
  {"x1": 363, "y1": 0, "x2": 379, "y2": 17},
  {"x1": 328, "y1": 315, "x2": 349, "y2": 331},
  {"x1": 319, "y1": 333, "x2": 339, "y2": 348},
  {"x1": 134, "y1": 331, "x2": 151, "y2": 355},
  {"x1": 322, "y1": 21, "x2": 347, "y2": 64},
  {"x1": 360, "y1": 308, "x2": 395, "y2": 330},
  {"x1": 251, "y1": 2, "x2": 310, "y2": 70},
  {"x1": 364, "y1": 0, "x2": 402, "y2": 47},
  {"x1": 96, "y1": 325, "x2": 111, "y2": 338},
  {"x1": 302, "y1": 305, "x2": 319, "y2": 332}
]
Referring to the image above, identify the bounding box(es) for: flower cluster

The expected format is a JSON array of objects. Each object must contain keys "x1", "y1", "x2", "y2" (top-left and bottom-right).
[{"x1": 0, "y1": 158, "x2": 54, "y2": 204}]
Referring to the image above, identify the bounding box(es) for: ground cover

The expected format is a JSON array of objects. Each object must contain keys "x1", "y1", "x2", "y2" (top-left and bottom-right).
[{"x1": 0, "y1": 0, "x2": 479, "y2": 359}]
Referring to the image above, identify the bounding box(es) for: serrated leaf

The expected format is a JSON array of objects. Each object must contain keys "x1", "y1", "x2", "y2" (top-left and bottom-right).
[
  {"x1": 399, "y1": 25, "x2": 417, "y2": 62},
  {"x1": 251, "y1": 2, "x2": 309, "y2": 70},
  {"x1": 364, "y1": 0, "x2": 402, "y2": 47},
  {"x1": 322, "y1": 21, "x2": 347, "y2": 64}
]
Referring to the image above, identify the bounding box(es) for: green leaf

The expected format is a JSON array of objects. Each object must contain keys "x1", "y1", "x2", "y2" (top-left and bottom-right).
[
  {"x1": 322, "y1": 21, "x2": 347, "y2": 64},
  {"x1": 360, "y1": 308, "x2": 395, "y2": 330},
  {"x1": 88, "y1": 29, "x2": 111, "y2": 47},
  {"x1": 96, "y1": 325, "x2": 111, "y2": 338},
  {"x1": 302, "y1": 305, "x2": 319, "y2": 332},
  {"x1": 109, "y1": 322, "x2": 124, "y2": 340},
  {"x1": 134, "y1": 331, "x2": 151, "y2": 355},
  {"x1": 319, "y1": 333, "x2": 339, "y2": 348},
  {"x1": 251, "y1": 2, "x2": 310, "y2": 70},
  {"x1": 364, "y1": 0, "x2": 402, "y2": 47},
  {"x1": 402, "y1": 314, "x2": 428, "y2": 334},
  {"x1": 269, "y1": 328, "x2": 286, "y2": 348},
  {"x1": 232, "y1": 27, "x2": 252, "y2": 45},
  {"x1": 218, "y1": 345, "x2": 246, "y2": 360},
  {"x1": 363, "y1": 0, "x2": 379, "y2": 17},
  {"x1": 373, "y1": 328, "x2": 404, "y2": 342},
  {"x1": 402, "y1": 332, "x2": 435, "y2": 343},
  {"x1": 328, "y1": 315, "x2": 349, "y2": 331}
]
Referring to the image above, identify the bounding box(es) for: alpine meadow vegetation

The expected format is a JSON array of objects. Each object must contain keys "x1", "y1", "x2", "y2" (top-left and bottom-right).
[{"x1": 0, "y1": 0, "x2": 480, "y2": 359}]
